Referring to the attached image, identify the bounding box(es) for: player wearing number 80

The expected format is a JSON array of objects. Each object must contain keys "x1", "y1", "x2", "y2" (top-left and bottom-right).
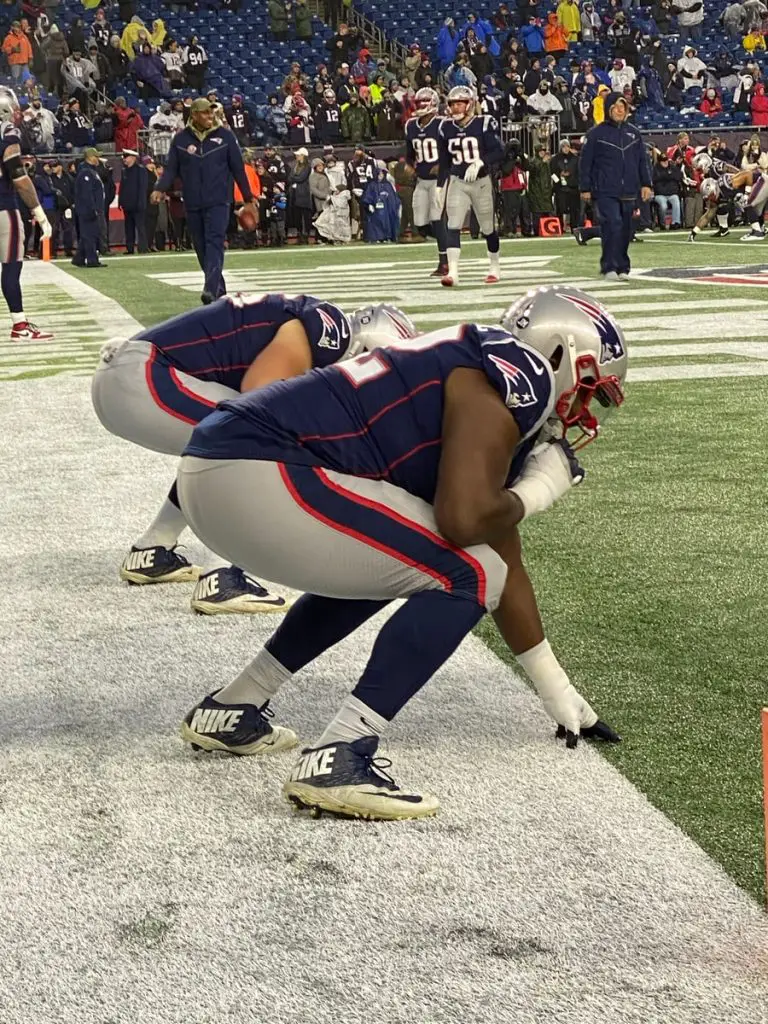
[
  {"x1": 438, "y1": 86, "x2": 504, "y2": 288},
  {"x1": 405, "y1": 88, "x2": 449, "y2": 278}
]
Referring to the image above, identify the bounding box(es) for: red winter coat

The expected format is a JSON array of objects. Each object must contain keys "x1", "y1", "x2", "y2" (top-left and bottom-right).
[
  {"x1": 112, "y1": 105, "x2": 145, "y2": 153},
  {"x1": 751, "y1": 84, "x2": 768, "y2": 126},
  {"x1": 699, "y1": 94, "x2": 723, "y2": 118}
]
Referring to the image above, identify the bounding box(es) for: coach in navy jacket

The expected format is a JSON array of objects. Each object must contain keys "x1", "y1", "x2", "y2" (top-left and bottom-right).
[
  {"x1": 579, "y1": 92, "x2": 652, "y2": 278},
  {"x1": 151, "y1": 97, "x2": 258, "y2": 303}
]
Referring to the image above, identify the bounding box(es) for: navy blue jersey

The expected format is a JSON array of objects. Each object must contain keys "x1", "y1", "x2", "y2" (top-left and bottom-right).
[
  {"x1": 405, "y1": 115, "x2": 443, "y2": 180},
  {"x1": 0, "y1": 122, "x2": 21, "y2": 212},
  {"x1": 438, "y1": 114, "x2": 504, "y2": 182},
  {"x1": 135, "y1": 293, "x2": 352, "y2": 391},
  {"x1": 185, "y1": 325, "x2": 555, "y2": 504}
]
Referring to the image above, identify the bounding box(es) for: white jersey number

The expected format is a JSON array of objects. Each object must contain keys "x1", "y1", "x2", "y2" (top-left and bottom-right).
[
  {"x1": 448, "y1": 136, "x2": 481, "y2": 166},
  {"x1": 412, "y1": 137, "x2": 439, "y2": 164}
]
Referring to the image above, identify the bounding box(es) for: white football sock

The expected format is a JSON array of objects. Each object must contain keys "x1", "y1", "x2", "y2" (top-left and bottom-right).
[
  {"x1": 11, "y1": 310, "x2": 24, "y2": 325},
  {"x1": 717, "y1": 213, "x2": 729, "y2": 229},
  {"x1": 446, "y1": 246, "x2": 460, "y2": 282},
  {"x1": 488, "y1": 250, "x2": 501, "y2": 276},
  {"x1": 133, "y1": 497, "x2": 188, "y2": 550},
  {"x1": 200, "y1": 553, "x2": 231, "y2": 575},
  {"x1": 215, "y1": 647, "x2": 293, "y2": 707},
  {"x1": 315, "y1": 695, "x2": 388, "y2": 748}
]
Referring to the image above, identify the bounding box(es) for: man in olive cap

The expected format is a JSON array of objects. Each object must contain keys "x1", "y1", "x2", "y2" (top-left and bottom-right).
[{"x1": 151, "y1": 98, "x2": 257, "y2": 303}]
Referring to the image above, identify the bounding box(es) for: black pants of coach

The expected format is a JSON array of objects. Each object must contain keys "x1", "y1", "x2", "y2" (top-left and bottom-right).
[
  {"x1": 123, "y1": 209, "x2": 148, "y2": 254},
  {"x1": 186, "y1": 204, "x2": 229, "y2": 299},
  {"x1": 594, "y1": 195, "x2": 634, "y2": 275}
]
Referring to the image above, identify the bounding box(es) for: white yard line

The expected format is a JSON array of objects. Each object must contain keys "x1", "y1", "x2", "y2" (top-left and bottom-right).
[{"x1": 0, "y1": 374, "x2": 766, "y2": 1024}]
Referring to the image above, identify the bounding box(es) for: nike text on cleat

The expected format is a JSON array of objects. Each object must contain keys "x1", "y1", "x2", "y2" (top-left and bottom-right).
[
  {"x1": 484, "y1": 273, "x2": 500, "y2": 284},
  {"x1": 283, "y1": 735, "x2": 439, "y2": 821},
  {"x1": 10, "y1": 321, "x2": 54, "y2": 341},
  {"x1": 190, "y1": 566, "x2": 290, "y2": 615},
  {"x1": 119, "y1": 545, "x2": 201, "y2": 585},
  {"x1": 440, "y1": 275, "x2": 456, "y2": 288},
  {"x1": 180, "y1": 694, "x2": 297, "y2": 755},
  {"x1": 430, "y1": 264, "x2": 448, "y2": 277}
]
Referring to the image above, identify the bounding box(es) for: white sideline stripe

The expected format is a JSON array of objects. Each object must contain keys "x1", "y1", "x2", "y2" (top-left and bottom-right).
[
  {"x1": 630, "y1": 361, "x2": 768, "y2": 381},
  {"x1": 28, "y1": 262, "x2": 143, "y2": 337}
]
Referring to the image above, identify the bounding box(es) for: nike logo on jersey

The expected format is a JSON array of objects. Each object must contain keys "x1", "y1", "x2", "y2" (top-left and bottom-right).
[
  {"x1": 289, "y1": 747, "x2": 336, "y2": 781},
  {"x1": 123, "y1": 549, "x2": 155, "y2": 571},
  {"x1": 190, "y1": 708, "x2": 244, "y2": 734},
  {"x1": 522, "y1": 351, "x2": 546, "y2": 376}
]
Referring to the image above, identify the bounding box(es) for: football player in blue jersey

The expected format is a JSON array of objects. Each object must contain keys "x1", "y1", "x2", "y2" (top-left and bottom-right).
[
  {"x1": 405, "y1": 87, "x2": 449, "y2": 278},
  {"x1": 92, "y1": 294, "x2": 414, "y2": 614},
  {"x1": 0, "y1": 89, "x2": 53, "y2": 341},
  {"x1": 176, "y1": 286, "x2": 626, "y2": 821},
  {"x1": 437, "y1": 85, "x2": 504, "y2": 288}
]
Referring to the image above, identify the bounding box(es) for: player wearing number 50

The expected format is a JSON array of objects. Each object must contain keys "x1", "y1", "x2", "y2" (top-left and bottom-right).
[
  {"x1": 176, "y1": 287, "x2": 625, "y2": 821},
  {"x1": 0, "y1": 88, "x2": 53, "y2": 341},
  {"x1": 437, "y1": 85, "x2": 504, "y2": 288},
  {"x1": 578, "y1": 93, "x2": 653, "y2": 281},
  {"x1": 150, "y1": 98, "x2": 259, "y2": 305}
]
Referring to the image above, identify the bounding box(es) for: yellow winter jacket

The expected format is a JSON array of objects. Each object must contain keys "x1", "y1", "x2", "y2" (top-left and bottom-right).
[
  {"x1": 592, "y1": 84, "x2": 611, "y2": 124},
  {"x1": 557, "y1": 0, "x2": 581, "y2": 41}
]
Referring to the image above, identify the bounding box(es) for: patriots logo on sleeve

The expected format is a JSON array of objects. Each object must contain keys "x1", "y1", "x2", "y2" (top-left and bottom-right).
[
  {"x1": 487, "y1": 353, "x2": 538, "y2": 409},
  {"x1": 562, "y1": 294, "x2": 625, "y2": 364},
  {"x1": 316, "y1": 303, "x2": 350, "y2": 350}
]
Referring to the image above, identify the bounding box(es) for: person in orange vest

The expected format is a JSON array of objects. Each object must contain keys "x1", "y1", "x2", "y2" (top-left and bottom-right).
[
  {"x1": 2, "y1": 22, "x2": 33, "y2": 84},
  {"x1": 233, "y1": 150, "x2": 262, "y2": 247}
]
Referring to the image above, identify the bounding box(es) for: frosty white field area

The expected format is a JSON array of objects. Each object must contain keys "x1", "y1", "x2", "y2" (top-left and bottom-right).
[{"x1": 1, "y1": 376, "x2": 767, "y2": 1024}]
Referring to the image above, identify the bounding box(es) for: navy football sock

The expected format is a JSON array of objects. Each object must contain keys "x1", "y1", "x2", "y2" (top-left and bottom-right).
[
  {"x1": 431, "y1": 218, "x2": 448, "y2": 262},
  {"x1": 352, "y1": 590, "x2": 485, "y2": 720},
  {"x1": 2, "y1": 261, "x2": 23, "y2": 318},
  {"x1": 266, "y1": 594, "x2": 391, "y2": 673},
  {"x1": 168, "y1": 479, "x2": 181, "y2": 509},
  {"x1": 484, "y1": 230, "x2": 500, "y2": 254},
  {"x1": 446, "y1": 227, "x2": 461, "y2": 249}
]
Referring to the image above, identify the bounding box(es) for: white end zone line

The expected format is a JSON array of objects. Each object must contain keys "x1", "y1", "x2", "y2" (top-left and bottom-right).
[{"x1": 28, "y1": 261, "x2": 144, "y2": 337}]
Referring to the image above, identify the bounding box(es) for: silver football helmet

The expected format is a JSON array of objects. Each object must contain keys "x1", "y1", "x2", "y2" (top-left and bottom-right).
[
  {"x1": 349, "y1": 304, "x2": 417, "y2": 353},
  {"x1": 0, "y1": 87, "x2": 19, "y2": 125},
  {"x1": 691, "y1": 152, "x2": 713, "y2": 174},
  {"x1": 446, "y1": 85, "x2": 475, "y2": 121},
  {"x1": 700, "y1": 177, "x2": 720, "y2": 201},
  {"x1": 414, "y1": 86, "x2": 439, "y2": 118},
  {"x1": 501, "y1": 285, "x2": 627, "y2": 448}
]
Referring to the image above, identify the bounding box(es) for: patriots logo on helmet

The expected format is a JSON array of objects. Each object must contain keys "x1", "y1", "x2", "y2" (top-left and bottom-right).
[
  {"x1": 562, "y1": 294, "x2": 625, "y2": 365},
  {"x1": 487, "y1": 353, "x2": 538, "y2": 409},
  {"x1": 316, "y1": 303, "x2": 350, "y2": 350}
]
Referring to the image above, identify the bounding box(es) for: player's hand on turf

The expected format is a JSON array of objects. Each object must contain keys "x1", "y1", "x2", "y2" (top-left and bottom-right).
[
  {"x1": 545, "y1": 687, "x2": 621, "y2": 749},
  {"x1": 464, "y1": 160, "x2": 484, "y2": 183}
]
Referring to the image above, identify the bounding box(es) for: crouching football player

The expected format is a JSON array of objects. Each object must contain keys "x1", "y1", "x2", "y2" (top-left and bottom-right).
[
  {"x1": 175, "y1": 287, "x2": 625, "y2": 820},
  {"x1": 92, "y1": 293, "x2": 414, "y2": 614}
]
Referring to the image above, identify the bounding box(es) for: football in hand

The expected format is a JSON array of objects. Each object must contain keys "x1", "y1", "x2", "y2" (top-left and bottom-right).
[{"x1": 236, "y1": 205, "x2": 258, "y2": 232}]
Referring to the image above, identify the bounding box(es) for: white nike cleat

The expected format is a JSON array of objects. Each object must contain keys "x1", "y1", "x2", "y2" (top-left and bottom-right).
[
  {"x1": 190, "y1": 566, "x2": 290, "y2": 615},
  {"x1": 120, "y1": 545, "x2": 201, "y2": 585},
  {"x1": 283, "y1": 735, "x2": 440, "y2": 821},
  {"x1": 181, "y1": 694, "x2": 298, "y2": 755},
  {"x1": 742, "y1": 230, "x2": 766, "y2": 241}
]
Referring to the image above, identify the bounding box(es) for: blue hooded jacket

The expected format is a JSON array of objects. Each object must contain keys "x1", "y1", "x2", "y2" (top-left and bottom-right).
[{"x1": 578, "y1": 92, "x2": 652, "y2": 199}]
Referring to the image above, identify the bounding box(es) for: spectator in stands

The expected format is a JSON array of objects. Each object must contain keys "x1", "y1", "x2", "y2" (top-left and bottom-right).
[
  {"x1": 92, "y1": 102, "x2": 115, "y2": 146},
  {"x1": 182, "y1": 35, "x2": 207, "y2": 93},
  {"x1": 743, "y1": 25, "x2": 766, "y2": 51},
  {"x1": 121, "y1": 18, "x2": 149, "y2": 61},
  {"x1": 294, "y1": 0, "x2": 313, "y2": 42},
  {"x1": 471, "y1": 43, "x2": 494, "y2": 81},
  {"x1": 673, "y1": 0, "x2": 704, "y2": 42},
  {"x1": 743, "y1": 0, "x2": 766, "y2": 29},
  {"x1": 269, "y1": 0, "x2": 289, "y2": 42},
  {"x1": 61, "y1": 98, "x2": 91, "y2": 152},
  {"x1": 527, "y1": 78, "x2": 563, "y2": 114},
  {"x1": 677, "y1": 46, "x2": 705, "y2": 88},
  {"x1": 162, "y1": 39, "x2": 185, "y2": 90},
  {"x1": 328, "y1": 23, "x2": 360, "y2": 65},
  {"x1": 652, "y1": 150, "x2": 682, "y2": 227},
  {"x1": 42, "y1": 24, "x2": 67, "y2": 96},
  {"x1": 699, "y1": 86, "x2": 723, "y2": 116},
  {"x1": 550, "y1": 137, "x2": 579, "y2": 231},
  {"x1": 721, "y1": 0, "x2": 746, "y2": 36},
  {"x1": 520, "y1": 15, "x2": 546, "y2": 54},
  {"x1": 592, "y1": 82, "x2": 612, "y2": 122},
  {"x1": 322, "y1": 0, "x2": 342, "y2": 31},
  {"x1": 286, "y1": 89, "x2": 312, "y2": 145},
  {"x1": 88, "y1": 43, "x2": 109, "y2": 87},
  {"x1": 62, "y1": 50, "x2": 98, "y2": 108},
  {"x1": 734, "y1": 70, "x2": 755, "y2": 110},
  {"x1": 712, "y1": 51, "x2": 739, "y2": 91},
  {"x1": 148, "y1": 101, "x2": 176, "y2": 160},
  {"x1": 415, "y1": 54, "x2": 434, "y2": 88},
  {"x1": 341, "y1": 91, "x2": 371, "y2": 142},
  {"x1": 112, "y1": 96, "x2": 144, "y2": 153},
  {"x1": 610, "y1": 58, "x2": 635, "y2": 91},
  {"x1": 375, "y1": 86, "x2": 403, "y2": 140},
  {"x1": 362, "y1": 166, "x2": 399, "y2": 243},
  {"x1": 752, "y1": 80, "x2": 768, "y2": 123},
  {"x1": 23, "y1": 93, "x2": 57, "y2": 152},
  {"x1": 557, "y1": 0, "x2": 581, "y2": 41},
  {"x1": 91, "y1": 9, "x2": 111, "y2": 52},
  {"x1": 3, "y1": 21, "x2": 33, "y2": 83},
  {"x1": 288, "y1": 146, "x2": 312, "y2": 243},
  {"x1": 352, "y1": 47, "x2": 377, "y2": 85},
  {"x1": 437, "y1": 17, "x2": 460, "y2": 68},
  {"x1": 581, "y1": 1, "x2": 600, "y2": 40},
  {"x1": 105, "y1": 34, "x2": 129, "y2": 87},
  {"x1": 226, "y1": 94, "x2": 251, "y2": 146},
  {"x1": 507, "y1": 80, "x2": 528, "y2": 119},
  {"x1": 132, "y1": 42, "x2": 170, "y2": 100}
]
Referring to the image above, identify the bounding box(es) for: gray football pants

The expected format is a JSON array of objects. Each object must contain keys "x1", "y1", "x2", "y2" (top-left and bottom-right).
[{"x1": 177, "y1": 457, "x2": 507, "y2": 611}]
